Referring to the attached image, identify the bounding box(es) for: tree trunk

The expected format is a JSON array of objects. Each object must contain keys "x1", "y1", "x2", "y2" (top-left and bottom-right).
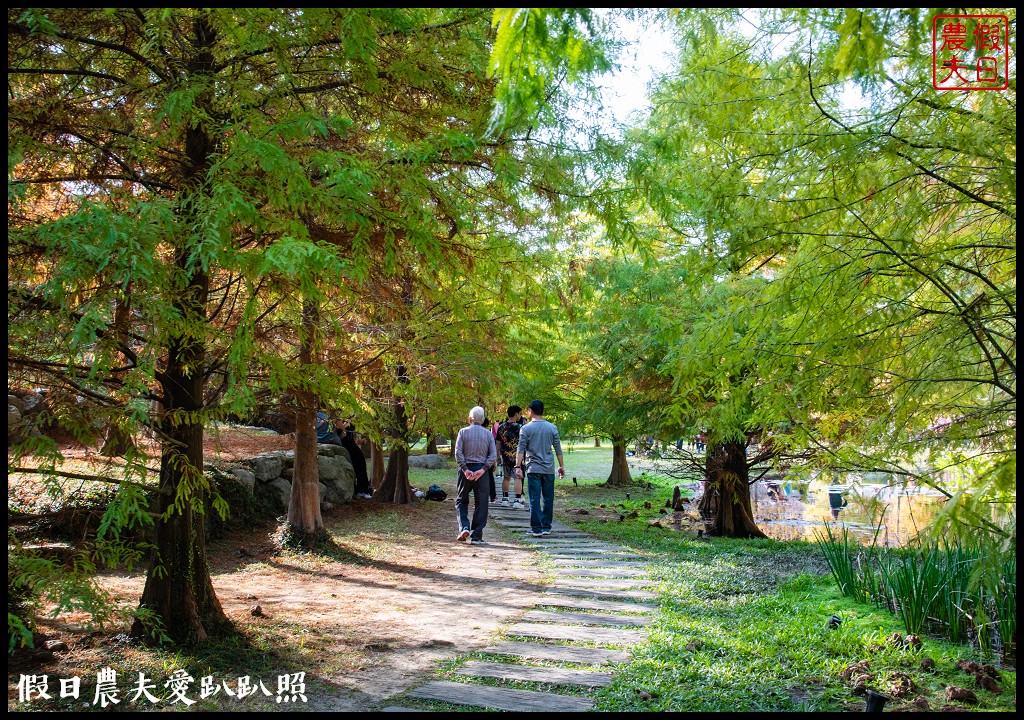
[
  {"x1": 377, "y1": 446, "x2": 415, "y2": 503},
  {"x1": 132, "y1": 17, "x2": 232, "y2": 644},
  {"x1": 376, "y1": 360, "x2": 415, "y2": 504},
  {"x1": 447, "y1": 426, "x2": 457, "y2": 456},
  {"x1": 370, "y1": 441, "x2": 386, "y2": 489},
  {"x1": 701, "y1": 439, "x2": 766, "y2": 539},
  {"x1": 425, "y1": 430, "x2": 438, "y2": 454},
  {"x1": 132, "y1": 268, "x2": 230, "y2": 643},
  {"x1": 287, "y1": 299, "x2": 324, "y2": 540},
  {"x1": 606, "y1": 435, "x2": 633, "y2": 486},
  {"x1": 594, "y1": 437, "x2": 601, "y2": 447},
  {"x1": 100, "y1": 297, "x2": 135, "y2": 456}
]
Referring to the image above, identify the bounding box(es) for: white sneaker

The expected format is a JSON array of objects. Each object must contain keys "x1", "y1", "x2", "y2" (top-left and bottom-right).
[
  {"x1": 457, "y1": 530, "x2": 470, "y2": 542},
  {"x1": 500, "y1": 497, "x2": 510, "y2": 507},
  {"x1": 512, "y1": 500, "x2": 525, "y2": 510}
]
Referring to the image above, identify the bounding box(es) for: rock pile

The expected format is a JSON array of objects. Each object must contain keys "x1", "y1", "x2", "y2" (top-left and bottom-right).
[{"x1": 227, "y1": 444, "x2": 357, "y2": 513}]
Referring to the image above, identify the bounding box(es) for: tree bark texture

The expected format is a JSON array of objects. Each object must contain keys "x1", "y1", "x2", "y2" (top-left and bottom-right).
[
  {"x1": 132, "y1": 267, "x2": 231, "y2": 643},
  {"x1": 606, "y1": 436, "x2": 634, "y2": 486},
  {"x1": 287, "y1": 299, "x2": 324, "y2": 536},
  {"x1": 376, "y1": 360, "x2": 415, "y2": 504},
  {"x1": 370, "y1": 441, "x2": 386, "y2": 489},
  {"x1": 377, "y1": 446, "x2": 415, "y2": 504},
  {"x1": 100, "y1": 297, "x2": 135, "y2": 456},
  {"x1": 700, "y1": 439, "x2": 767, "y2": 539}
]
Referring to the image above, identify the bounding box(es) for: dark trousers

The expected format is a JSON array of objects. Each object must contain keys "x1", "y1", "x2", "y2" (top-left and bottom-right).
[
  {"x1": 527, "y1": 473, "x2": 555, "y2": 533},
  {"x1": 456, "y1": 462, "x2": 489, "y2": 541}
]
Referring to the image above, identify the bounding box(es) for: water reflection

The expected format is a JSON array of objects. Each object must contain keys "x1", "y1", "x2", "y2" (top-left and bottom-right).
[{"x1": 751, "y1": 476, "x2": 948, "y2": 547}]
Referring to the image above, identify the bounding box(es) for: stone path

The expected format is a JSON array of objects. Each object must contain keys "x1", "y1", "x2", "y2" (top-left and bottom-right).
[{"x1": 381, "y1": 503, "x2": 657, "y2": 712}]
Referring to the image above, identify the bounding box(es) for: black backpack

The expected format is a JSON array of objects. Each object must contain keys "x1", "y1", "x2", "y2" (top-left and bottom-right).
[{"x1": 425, "y1": 484, "x2": 447, "y2": 501}]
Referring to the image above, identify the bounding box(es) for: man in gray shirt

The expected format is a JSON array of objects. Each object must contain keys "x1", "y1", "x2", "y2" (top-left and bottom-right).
[
  {"x1": 514, "y1": 399, "x2": 565, "y2": 536},
  {"x1": 454, "y1": 405, "x2": 497, "y2": 545}
]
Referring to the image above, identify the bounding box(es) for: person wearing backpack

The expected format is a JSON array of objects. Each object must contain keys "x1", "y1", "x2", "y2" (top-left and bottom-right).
[
  {"x1": 495, "y1": 405, "x2": 525, "y2": 509},
  {"x1": 454, "y1": 405, "x2": 497, "y2": 545}
]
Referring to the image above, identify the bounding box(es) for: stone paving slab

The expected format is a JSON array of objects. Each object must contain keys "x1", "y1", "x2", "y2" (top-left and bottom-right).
[
  {"x1": 456, "y1": 661, "x2": 614, "y2": 687},
  {"x1": 507, "y1": 622, "x2": 645, "y2": 646},
  {"x1": 522, "y1": 609, "x2": 653, "y2": 627},
  {"x1": 540, "y1": 544, "x2": 634, "y2": 553},
  {"x1": 550, "y1": 559, "x2": 649, "y2": 568},
  {"x1": 545, "y1": 587, "x2": 658, "y2": 601},
  {"x1": 483, "y1": 640, "x2": 630, "y2": 664},
  {"x1": 556, "y1": 568, "x2": 648, "y2": 578},
  {"x1": 378, "y1": 707, "x2": 431, "y2": 712},
  {"x1": 537, "y1": 596, "x2": 658, "y2": 613},
  {"x1": 521, "y1": 537, "x2": 610, "y2": 544},
  {"x1": 554, "y1": 579, "x2": 653, "y2": 591},
  {"x1": 407, "y1": 681, "x2": 594, "y2": 712},
  {"x1": 536, "y1": 553, "x2": 630, "y2": 561},
  {"x1": 544, "y1": 556, "x2": 642, "y2": 563}
]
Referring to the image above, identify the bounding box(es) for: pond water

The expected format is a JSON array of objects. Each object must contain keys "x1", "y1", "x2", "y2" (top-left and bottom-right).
[{"x1": 750, "y1": 477, "x2": 949, "y2": 547}]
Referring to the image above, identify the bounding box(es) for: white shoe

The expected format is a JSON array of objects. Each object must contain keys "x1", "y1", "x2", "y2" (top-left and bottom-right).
[
  {"x1": 457, "y1": 530, "x2": 470, "y2": 542},
  {"x1": 512, "y1": 500, "x2": 525, "y2": 510},
  {"x1": 500, "y1": 497, "x2": 510, "y2": 507}
]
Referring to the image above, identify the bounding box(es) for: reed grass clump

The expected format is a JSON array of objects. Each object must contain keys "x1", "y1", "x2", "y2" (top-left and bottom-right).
[{"x1": 815, "y1": 527, "x2": 1016, "y2": 658}]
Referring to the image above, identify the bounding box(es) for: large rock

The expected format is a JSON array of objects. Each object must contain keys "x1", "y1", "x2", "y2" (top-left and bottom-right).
[
  {"x1": 254, "y1": 477, "x2": 292, "y2": 512},
  {"x1": 229, "y1": 467, "x2": 257, "y2": 493},
  {"x1": 320, "y1": 455, "x2": 355, "y2": 504},
  {"x1": 19, "y1": 390, "x2": 47, "y2": 417},
  {"x1": 8, "y1": 404, "x2": 22, "y2": 433},
  {"x1": 247, "y1": 453, "x2": 285, "y2": 483},
  {"x1": 408, "y1": 453, "x2": 448, "y2": 470}
]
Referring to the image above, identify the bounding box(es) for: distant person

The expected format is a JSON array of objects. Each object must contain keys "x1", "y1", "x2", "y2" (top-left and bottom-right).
[
  {"x1": 766, "y1": 479, "x2": 785, "y2": 503},
  {"x1": 828, "y1": 488, "x2": 848, "y2": 520},
  {"x1": 495, "y1": 405, "x2": 525, "y2": 509},
  {"x1": 316, "y1": 411, "x2": 343, "y2": 446},
  {"x1": 514, "y1": 400, "x2": 564, "y2": 537},
  {"x1": 338, "y1": 419, "x2": 373, "y2": 499},
  {"x1": 454, "y1": 405, "x2": 497, "y2": 545}
]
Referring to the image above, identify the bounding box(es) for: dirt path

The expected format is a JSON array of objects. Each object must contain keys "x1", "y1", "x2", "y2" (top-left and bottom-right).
[
  {"x1": 13, "y1": 510, "x2": 548, "y2": 713},
  {"x1": 10, "y1": 429, "x2": 551, "y2": 712}
]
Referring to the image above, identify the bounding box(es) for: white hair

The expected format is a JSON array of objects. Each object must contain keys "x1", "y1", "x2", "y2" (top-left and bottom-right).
[{"x1": 469, "y1": 406, "x2": 485, "y2": 423}]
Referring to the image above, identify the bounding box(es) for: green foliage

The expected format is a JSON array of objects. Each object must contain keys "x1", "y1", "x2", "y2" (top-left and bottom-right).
[
  {"x1": 614, "y1": 7, "x2": 1016, "y2": 540},
  {"x1": 8, "y1": 539, "x2": 115, "y2": 653},
  {"x1": 816, "y1": 529, "x2": 1016, "y2": 655},
  {"x1": 488, "y1": 8, "x2": 615, "y2": 133}
]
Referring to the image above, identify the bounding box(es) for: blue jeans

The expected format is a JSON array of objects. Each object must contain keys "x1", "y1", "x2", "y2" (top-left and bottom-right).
[
  {"x1": 456, "y1": 463, "x2": 490, "y2": 541},
  {"x1": 527, "y1": 473, "x2": 554, "y2": 532}
]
